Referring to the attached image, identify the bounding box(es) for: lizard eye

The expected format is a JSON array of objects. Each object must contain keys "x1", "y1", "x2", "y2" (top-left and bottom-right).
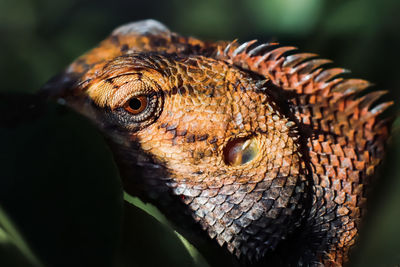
[
  {"x1": 124, "y1": 96, "x2": 148, "y2": 114},
  {"x1": 93, "y1": 74, "x2": 164, "y2": 129},
  {"x1": 118, "y1": 90, "x2": 162, "y2": 124}
]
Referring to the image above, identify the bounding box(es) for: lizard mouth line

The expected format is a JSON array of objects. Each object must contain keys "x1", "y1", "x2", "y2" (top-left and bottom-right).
[{"x1": 223, "y1": 136, "x2": 259, "y2": 166}]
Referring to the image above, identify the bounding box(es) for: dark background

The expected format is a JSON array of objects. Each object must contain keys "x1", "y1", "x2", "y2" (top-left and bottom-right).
[{"x1": 0, "y1": 0, "x2": 399, "y2": 266}]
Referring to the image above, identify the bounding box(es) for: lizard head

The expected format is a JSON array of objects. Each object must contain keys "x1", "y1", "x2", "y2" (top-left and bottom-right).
[
  {"x1": 43, "y1": 20, "x2": 393, "y2": 266},
  {"x1": 44, "y1": 29, "x2": 309, "y2": 262}
]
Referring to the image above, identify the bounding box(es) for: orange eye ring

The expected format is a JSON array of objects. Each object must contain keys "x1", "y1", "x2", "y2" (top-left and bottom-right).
[{"x1": 124, "y1": 96, "x2": 148, "y2": 114}]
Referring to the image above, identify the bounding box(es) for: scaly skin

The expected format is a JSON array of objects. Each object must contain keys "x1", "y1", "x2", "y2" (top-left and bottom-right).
[{"x1": 43, "y1": 20, "x2": 393, "y2": 266}]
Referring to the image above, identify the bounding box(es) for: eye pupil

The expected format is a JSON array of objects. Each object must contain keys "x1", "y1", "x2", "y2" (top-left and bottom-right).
[
  {"x1": 129, "y1": 97, "x2": 142, "y2": 110},
  {"x1": 124, "y1": 95, "x2": 148, "y2": 114}
]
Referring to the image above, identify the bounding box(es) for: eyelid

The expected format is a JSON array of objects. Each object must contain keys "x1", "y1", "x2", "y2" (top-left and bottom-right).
[
  {"x1": 86, "y1": 74, "x2": 152, "y2": 109},
  {"x1": 110, "y1": 78, "x2": 151, "y2": 109}
]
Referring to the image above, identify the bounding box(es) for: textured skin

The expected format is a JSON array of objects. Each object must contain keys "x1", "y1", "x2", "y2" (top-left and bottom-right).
[{"x1": 43, "y1": 20, "x2": 393, "y2": 266}]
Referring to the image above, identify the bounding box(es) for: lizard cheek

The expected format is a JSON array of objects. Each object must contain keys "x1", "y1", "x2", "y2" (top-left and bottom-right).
[{"x1": 223, "y1": 136, "x2": 259, "y2": 166}]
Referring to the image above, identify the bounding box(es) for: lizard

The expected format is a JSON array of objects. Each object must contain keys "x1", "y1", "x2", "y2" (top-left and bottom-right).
[{"x1": 42, "y1": 19, "x2": 393, "y2": 266}]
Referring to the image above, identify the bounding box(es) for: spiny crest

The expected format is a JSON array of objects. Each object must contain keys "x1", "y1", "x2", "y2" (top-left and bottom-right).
[{"x1": 217, "y1": 40, "x2": 393, "y2": 133}]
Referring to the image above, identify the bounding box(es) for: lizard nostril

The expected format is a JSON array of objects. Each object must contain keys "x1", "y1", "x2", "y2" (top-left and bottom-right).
[{"x1": 223, "y1": 136, "x2": 259, "y2": 166}]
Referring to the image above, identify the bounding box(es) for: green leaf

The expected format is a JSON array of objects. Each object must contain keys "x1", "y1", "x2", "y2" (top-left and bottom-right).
[
  {"x1": 0, "y1": 206, "x2": 43, "y2": 267},
  {"x1": 124, "y1": 193, "x2": 211, "y2": 267}
]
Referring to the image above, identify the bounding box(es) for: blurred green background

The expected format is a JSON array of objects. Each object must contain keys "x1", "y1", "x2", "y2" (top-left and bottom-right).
[{"x1": 0, "y1": 0, "x2": 399, "y2": 266}]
